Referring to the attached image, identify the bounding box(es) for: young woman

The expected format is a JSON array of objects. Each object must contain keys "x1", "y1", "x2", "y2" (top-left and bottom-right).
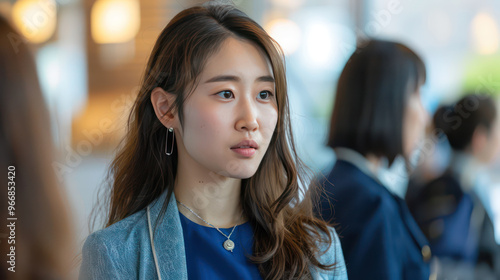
[
  {"x1": 315, "y1": 39, "x2": 431, "y2": 280},
  {"x1": 407, "y1": 94, "x2": 500, "y2": 279},
  {"x1": 79, "y1": 3, "x2": 347, "y2": 280}
]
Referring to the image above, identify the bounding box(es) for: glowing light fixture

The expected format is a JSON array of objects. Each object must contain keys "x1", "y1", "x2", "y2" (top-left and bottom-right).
[
  {"x1": 91, "y1": 0, "x2": 140, "y2": 44},
  {"x1": 12, "y1": 0, "x2": 57, "y2": 44},
  {"x1": 265, "y1": 18, "x2": 301, "y2": 55},
  {"x1": 471, "y1": 12, "x2": 499, "y2": 55},
  {"x1": 299, "y1": 16, "x2": 355, "y2": 70}
]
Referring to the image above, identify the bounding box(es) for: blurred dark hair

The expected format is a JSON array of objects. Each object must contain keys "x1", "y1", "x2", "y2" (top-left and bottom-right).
[
  {"x1": 328, "y1": 39, "x2": 426, "y2": 164},
  {"x1": 0, "y1": 17, "x2": 75, "y2": 279},
  {"x1": 433, "y1": 94, "x2": 497, "y2": 151}
]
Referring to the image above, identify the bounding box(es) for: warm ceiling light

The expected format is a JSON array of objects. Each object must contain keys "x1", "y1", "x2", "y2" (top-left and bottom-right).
[
  {"x1": 265, "y1": 18, "x2": 301, "y2": 55},
  {"x1": 471, "y1": 12, "x2": 499, "y2": 55},
  {"x1": 91, "y1": 0, "x2": 140, "y2": 44},
  {"x1": 12, "y1": 0, "x2": 57, "y2": 44}
]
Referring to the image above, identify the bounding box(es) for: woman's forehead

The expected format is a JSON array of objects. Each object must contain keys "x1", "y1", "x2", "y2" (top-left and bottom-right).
[{"x1": 199, "y1": 37, "x2": 274, "y2": 82}]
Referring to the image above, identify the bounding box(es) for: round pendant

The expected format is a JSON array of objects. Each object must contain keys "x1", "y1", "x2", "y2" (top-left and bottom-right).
[{"x1": 223, "y1": 239, "x2": 235, "y2": 252}]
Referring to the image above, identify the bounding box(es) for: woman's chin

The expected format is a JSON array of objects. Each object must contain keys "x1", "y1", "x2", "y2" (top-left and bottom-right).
[{"x1": 218, "y1": 170, "x2": 257, "y2": 179}]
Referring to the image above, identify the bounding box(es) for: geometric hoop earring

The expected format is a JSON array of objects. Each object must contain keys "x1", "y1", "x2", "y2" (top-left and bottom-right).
[{"x1": 165, "y1": 127, "x2": 175, "y2": 156}]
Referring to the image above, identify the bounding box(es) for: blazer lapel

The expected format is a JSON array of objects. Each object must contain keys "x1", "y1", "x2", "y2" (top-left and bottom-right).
[
  {"x1": 147, "y1": 190, "x2": 188, "y2": 280},
  {"x1": 394, "y1": 195, "x2": 431, "y2": 258}
]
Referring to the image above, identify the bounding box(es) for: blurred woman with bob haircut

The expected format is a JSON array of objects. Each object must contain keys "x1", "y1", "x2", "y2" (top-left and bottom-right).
[{"x1": 315, "y1": 39, "x2": 431, "y2": 280}]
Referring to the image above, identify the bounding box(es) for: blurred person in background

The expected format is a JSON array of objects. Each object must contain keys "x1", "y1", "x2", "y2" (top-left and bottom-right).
[
  {"x1": 0, "y1": 17, "x2": 76, "y2": 279},
  {"x1": 79, "y1": 3, "x2": 347, "y2": 280},
  {"x1": 314, "y1": 39, "x2": 431, "y2": 280},
  {"x1": 406, "y1": 94, "x2": 500, "y2": 279}
]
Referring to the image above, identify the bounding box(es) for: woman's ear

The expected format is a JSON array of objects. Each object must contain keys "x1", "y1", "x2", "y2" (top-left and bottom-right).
[{"x1": 151, "y1": 87, "x2": 177, "y2": 127}]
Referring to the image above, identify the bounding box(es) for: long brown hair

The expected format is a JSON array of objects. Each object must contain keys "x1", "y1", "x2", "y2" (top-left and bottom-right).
[
  {"x1": 0, "y1": 17, "x2": 75, "y2": 279},
  {"x1": 98, "y1": 3, "x2": 337, "y2": 279}
]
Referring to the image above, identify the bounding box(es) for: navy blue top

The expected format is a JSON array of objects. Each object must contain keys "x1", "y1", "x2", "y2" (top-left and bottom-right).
[
  {"x1": 315, "y1": 160, "x2": 430, "y2": 280},
  {"x1": 178, "y1": 210, "x2": 263, "y2": 280}
]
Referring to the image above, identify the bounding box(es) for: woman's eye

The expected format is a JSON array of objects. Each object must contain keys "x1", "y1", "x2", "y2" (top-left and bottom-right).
[
  {"x1": 258, "y1": 90, "x2": 274, "y2": 100},
  {"x1": 216, "y1": 90, "x2": 234, "y2": 99}
]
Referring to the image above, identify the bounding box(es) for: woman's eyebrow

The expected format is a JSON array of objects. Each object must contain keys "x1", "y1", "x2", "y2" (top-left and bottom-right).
[
  {"x1": 257, "y1": 75, "x2": 275, "y2": 83},
  {"x1": 204, "y1": 75, "x2": 275, "y2": 83},
  {"x1": 205, "y1": 75, "x2": 239, "y2": 83}
]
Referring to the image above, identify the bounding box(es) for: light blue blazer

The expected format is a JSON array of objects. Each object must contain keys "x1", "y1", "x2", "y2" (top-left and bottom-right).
[{"x1": 79, "y1": 190, "x2": 348, "y2": 279}]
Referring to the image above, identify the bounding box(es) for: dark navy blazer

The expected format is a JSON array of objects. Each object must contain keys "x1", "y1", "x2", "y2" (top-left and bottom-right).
[{"x1": 315, "y1": 159, "x2": 431, "y2": 280}]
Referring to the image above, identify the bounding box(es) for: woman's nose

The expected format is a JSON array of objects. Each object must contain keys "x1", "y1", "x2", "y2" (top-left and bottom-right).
[{"x1": 235, "y1": 97, "x2": 259, "y2": 132}]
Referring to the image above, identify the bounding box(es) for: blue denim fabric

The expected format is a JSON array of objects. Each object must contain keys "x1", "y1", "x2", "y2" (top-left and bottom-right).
[{"x1": 79, "y1": 190, "x2": 348, "y2": 279}]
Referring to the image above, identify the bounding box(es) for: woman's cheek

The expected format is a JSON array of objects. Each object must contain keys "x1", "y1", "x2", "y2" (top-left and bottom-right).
[
  {"x1": 193, "y1": 101, "x2": 226, "y2": 129},
  {"x1": 262, "y1": 110, "x2": 278, "y2": 139}
]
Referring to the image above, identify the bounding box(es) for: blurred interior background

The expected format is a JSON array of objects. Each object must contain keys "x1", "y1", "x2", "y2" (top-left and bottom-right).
[{"x1": 0, "y1": 0, "x2": 499, "y2": 266}]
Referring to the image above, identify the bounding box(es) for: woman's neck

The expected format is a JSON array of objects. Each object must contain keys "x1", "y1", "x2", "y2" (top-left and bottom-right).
[
  {"x1": 173, "y1": 163, "x2": 246, "y2": 228},
  {"x1": 365, "y1": 153, "x2": 383, "y2": 174}
]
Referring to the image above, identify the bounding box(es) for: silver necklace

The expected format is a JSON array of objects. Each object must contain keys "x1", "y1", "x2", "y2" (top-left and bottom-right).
[{"x1": 176, "y1": 199, "x2": 243, "y2": 252}]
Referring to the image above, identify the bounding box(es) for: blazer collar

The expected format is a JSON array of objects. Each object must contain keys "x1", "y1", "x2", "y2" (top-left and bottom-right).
[
  {"x1": 147, "y1": 190, "x2": 188, "y2": 280},
  {"x1": 334, "y1": 147, "x2": 386, "y2": 186}
]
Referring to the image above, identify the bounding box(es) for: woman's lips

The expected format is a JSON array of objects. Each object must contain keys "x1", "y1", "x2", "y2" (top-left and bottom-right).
[{"x1": 231, "y1": 148, "x2": 256, "y2": 157}]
